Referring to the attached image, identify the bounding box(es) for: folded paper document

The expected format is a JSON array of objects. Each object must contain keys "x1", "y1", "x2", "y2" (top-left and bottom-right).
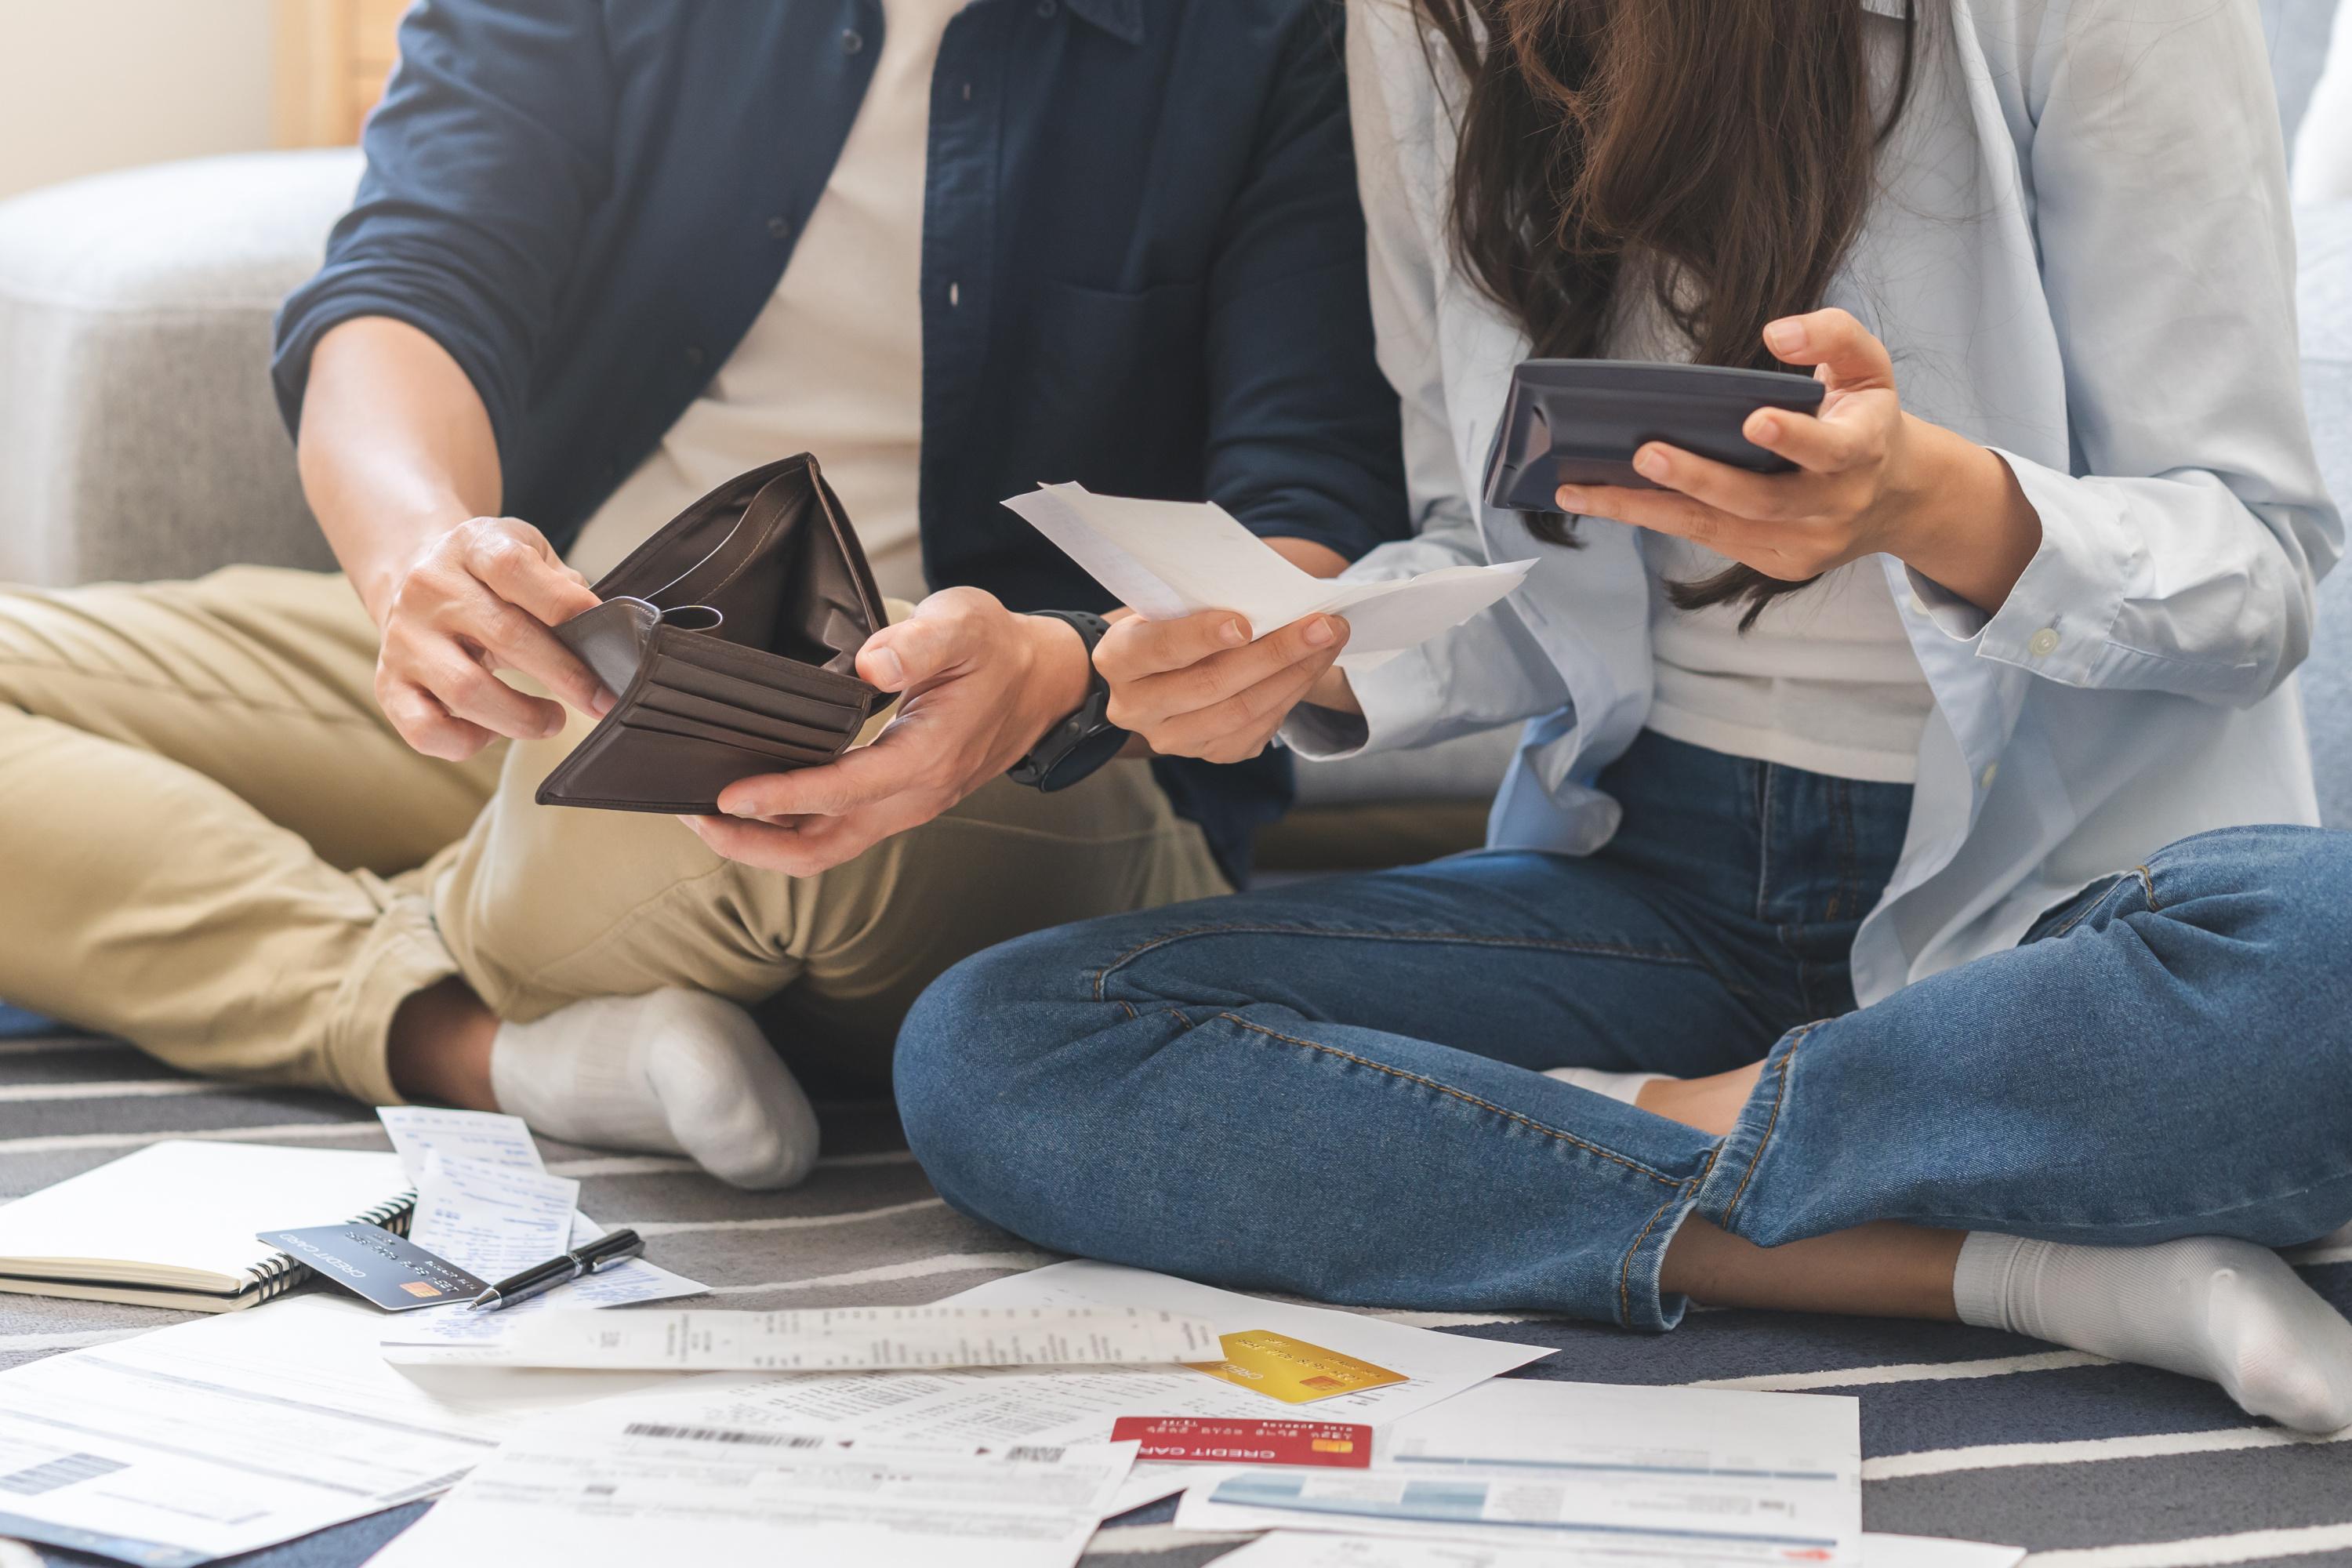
[
  {"x1": 1003, "y1": 483, "x2": 1534, "y2": 668},
  {"x1": 382, "y1": 1304, "x2": 1223, "y2": 1371},
  {"x1": 0, "y1": 1294, "x2": 684, "y2": 1566},
  {"x1": 1174, "y1": 1376, "x2": 1863, "y2": 1564},
  {"x1": 599, "y1": 1261, "x2": 1553, "y2": 1520},
  {"x1": 1213, "y1": 1531, "x2": 2024, "y2": 1568},
  {"x1": 364, "y1": 1414, "x2": 1136, "y2": 1568}
]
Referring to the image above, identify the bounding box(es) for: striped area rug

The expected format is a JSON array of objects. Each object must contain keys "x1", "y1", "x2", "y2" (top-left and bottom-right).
[{"x1": 0, "y1": 1028, "x2": 2346, "y2": 1568}]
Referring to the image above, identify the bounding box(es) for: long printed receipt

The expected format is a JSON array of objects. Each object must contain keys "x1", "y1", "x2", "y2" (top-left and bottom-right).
[
  {"x1": 385, "y1": 1304, "x2": 1222, "y2": 1371},
  {"x1": 1002, "y1": 484, "x2": 1534, "y2": 670}
]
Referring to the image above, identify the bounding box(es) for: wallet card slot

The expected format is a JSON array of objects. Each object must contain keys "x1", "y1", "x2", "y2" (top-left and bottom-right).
[
  {"x1": 646, "y1": 645, "x2": 869, "y2": 726},
  {"x1": 621, "y1": 710, "x2": 843, "y2": 768},
  {"x1": 637, "y1": 688, "x2": 847, "y2": 752},
  {"x1": 654, "y1": 623, "x2": 875, "y2": 705}
]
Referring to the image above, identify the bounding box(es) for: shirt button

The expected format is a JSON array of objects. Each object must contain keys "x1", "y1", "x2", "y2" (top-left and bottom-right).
[
  {"x1": 840, "y1": 27, "x2": 864, "y2": 53},
  {"x1": 963, "y1": 82, "x2": 974, "y2": 102},
  {"x1": 1980, "y1": 762, "x2": 2000, "y2": 791},
  {"x1": 2027, "y1": 627, "x2": 2060, "y2": 659},
  {"x1": 765, "y1": 214, "x2": 791, "y2": 240},
  {"x1": 948, "y1": 281, "x2": 961, "y2": 307},
  {"x1": 1036, "y1": 0, "x2": 1058, "y2": 15},
  {"x1": 681, "y1": 345, "x2": 706, "y2": 368}
]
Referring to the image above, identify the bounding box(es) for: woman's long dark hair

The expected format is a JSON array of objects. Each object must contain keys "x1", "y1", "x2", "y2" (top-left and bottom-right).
[{"x1": 1414, "y1": 0, "x2": 1920, "y2": 628}]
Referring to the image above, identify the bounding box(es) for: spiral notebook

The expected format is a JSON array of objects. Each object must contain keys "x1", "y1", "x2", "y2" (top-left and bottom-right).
[{"x1": 0, "y1": 1142, "x2": 416, "y2": 1312}]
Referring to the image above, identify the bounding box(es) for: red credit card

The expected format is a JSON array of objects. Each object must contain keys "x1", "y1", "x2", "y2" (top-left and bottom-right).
[{"x1": 1110, "y1": 1416, "x2": 1372, "y2": 1468}]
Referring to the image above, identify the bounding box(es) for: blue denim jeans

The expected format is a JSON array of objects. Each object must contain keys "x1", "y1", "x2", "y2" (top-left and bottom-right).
[{"x1": 896, "y1": 731, "x2": 2352, "y2": 1330}]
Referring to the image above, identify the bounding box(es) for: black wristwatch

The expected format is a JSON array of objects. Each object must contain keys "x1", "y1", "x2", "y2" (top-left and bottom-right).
[{"x1": 1007, "y1": 610, "x2": 1128, "y2": 793}]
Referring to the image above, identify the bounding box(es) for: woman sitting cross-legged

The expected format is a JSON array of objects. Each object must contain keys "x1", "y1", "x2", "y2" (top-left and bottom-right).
[{"x1": 894, "y1": 0, "x2": 2352, "y2": 1431}]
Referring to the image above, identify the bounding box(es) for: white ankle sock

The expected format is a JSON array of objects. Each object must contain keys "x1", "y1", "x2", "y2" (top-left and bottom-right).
[
  {"x1": 1954, "y1": 1232, "x2": 2352, "y2": 1433},
  {"x1": 489, "y1": 989, "x2": 819, "y2": 1191},
  {"x1": 1542, "y1": 1066, "x2": 1669, "y2": 1105}
]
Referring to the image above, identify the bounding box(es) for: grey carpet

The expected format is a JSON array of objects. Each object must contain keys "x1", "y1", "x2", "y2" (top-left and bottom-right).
[{"x1": 0, "y1": 1031, "x2": 2345, "y2": 1568}]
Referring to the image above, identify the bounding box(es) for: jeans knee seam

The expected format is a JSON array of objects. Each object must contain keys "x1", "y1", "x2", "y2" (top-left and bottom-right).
[
  {"x1": 1212, "y1": 1011, "x2": 1683, "y2": 1188},
  {"x1": 1092, "y1": 923, "x2": 1708, "y2": 1004},
  {"x1": 1719, "y1": 1023, "x2": 1810, "y2": 1225},
  {"x1": 2042, "y1": 877, "x2": 2128, "y2": 942}
]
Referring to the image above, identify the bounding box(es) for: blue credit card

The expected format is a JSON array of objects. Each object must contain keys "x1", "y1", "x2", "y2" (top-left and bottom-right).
[{"x1": 256, "y1": 1224, "x2": 488, "y2": 1311}]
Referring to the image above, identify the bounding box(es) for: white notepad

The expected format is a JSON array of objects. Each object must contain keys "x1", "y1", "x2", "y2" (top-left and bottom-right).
[{"x1": 0, "y1": 1141, "x2": 413, "y2": 1312}]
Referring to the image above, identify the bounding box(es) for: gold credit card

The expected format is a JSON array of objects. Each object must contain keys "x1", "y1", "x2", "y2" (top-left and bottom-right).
[{"x1": 1184, "y1": 1330, "x2": 1408, "y2": 1404}]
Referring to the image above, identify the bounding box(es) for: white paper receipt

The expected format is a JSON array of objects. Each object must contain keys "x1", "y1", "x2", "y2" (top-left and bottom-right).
[
  {"x1": 391, "y1": 1305, "x2": 1225, "y2": 1372},
  {"x1": 1002, "y1": 483, "x2": 1533, "y2": 669},
  {"x1": 377, "y1": 1105, "x2": 546, "y2": 1180}
]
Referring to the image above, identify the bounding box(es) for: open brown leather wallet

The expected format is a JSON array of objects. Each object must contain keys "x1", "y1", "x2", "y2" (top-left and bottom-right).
[{"x1": 536, "y1": 454, "x2": 887, "y2": 815}]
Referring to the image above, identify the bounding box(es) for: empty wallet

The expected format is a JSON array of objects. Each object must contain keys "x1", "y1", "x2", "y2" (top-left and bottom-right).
[{"x1": 536, "y1": 453, "x2": 887, "y2": 815}]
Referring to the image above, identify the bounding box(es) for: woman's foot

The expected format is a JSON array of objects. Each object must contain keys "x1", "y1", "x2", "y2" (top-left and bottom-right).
[
  {"x1": 1956, "y1": 1232, "x2": 2352, "y2": 1433},
  {"x1": 488, "y1": 989, "x2": 820, "y2": 1190}
]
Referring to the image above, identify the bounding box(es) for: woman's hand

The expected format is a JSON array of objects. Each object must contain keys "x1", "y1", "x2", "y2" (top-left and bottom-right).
[
  {"x1": 1555, "y1": 308, "x2": 2041, "y2": 614},
  {"x1": 1093, "y1": 608, "x2": 1352, "y2": 764},
  {"x1": 372, "y1": 517, "x2": 608, "y2": 760}
]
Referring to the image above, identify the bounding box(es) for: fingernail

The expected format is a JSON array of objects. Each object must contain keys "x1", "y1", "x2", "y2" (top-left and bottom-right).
[
  {"x1": 1635, "y1": 448, "x2": 1670, "y2": 480},
  {"x1": 1221, "y1": 619, "x2": 1248, "y2": 647},
  {"x1": 592, "y1": 689, "x2": 616, "y2": 717},
  {"x1": 1750, "y1": 413, "x2": 1780, "y2": 441},
  {"x1": 1766, "y1": 319, "x2": 1807, "y2": 354},
  {"x1": 867, "y1": 648, "x2": 904, "y2": 688},
  {"x1": 1555, "y1": 485, "x2": 1588, "y2": 510},
  {"x1": 1304, "y1": 616, "x2": 1334, "y2": 648}
]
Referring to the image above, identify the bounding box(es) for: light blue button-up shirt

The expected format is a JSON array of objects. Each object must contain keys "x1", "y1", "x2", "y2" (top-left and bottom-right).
[{"x1": 1300, "y1": 0, "x2": 2344, "y2": 1002}]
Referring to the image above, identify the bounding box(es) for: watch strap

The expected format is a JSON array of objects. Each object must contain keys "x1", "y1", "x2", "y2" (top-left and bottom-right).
[{"x1": 1007, "y1": 611, "x2": 1124, "y2": 793}]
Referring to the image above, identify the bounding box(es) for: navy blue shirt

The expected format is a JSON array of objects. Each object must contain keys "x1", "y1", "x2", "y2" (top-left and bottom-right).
[{"x1": 272, "y1": 0, "x2": 1406, "y2": 882}]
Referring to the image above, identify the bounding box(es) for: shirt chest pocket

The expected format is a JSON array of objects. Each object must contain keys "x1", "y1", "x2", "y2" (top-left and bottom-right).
[{"x1": 1019, "y1": 277, "x2": 1208, "y2": 499}]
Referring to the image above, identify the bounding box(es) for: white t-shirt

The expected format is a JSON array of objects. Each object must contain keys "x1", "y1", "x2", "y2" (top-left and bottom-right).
[
  {"x1": 1642, "y1": 537, "x2": 1936, "y2": 785},
  {"x1": 567, "y1": 0, "x2": 967, "y2": 601}
]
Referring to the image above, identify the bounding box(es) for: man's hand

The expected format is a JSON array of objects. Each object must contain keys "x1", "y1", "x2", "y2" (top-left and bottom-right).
[
  {"x1": 684, "y1": 588, "x2": 1094, "y2": 876},
  {"x1": 372, "y1": 517, "x2": 608, "y2": 760},
  {"x1": 1093, "y1": 608, "x2": 1350, "y2": 763}
]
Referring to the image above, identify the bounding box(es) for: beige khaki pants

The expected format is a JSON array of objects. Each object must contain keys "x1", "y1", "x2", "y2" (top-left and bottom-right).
[{"x1": 0, "y1": 567, "x2": 1229, "y2": 1105}]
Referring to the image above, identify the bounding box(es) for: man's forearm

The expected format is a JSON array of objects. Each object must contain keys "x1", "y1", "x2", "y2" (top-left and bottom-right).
[{"x1": 298, "y1": 317, "x2": 504, "y2": 624}]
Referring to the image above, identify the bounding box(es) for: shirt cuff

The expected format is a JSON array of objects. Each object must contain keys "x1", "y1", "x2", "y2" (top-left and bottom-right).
[
  {"x1": 1902, "y1": 448, "x2": 2134, "y2": 686},
  {"x1": 1278, "y1": 640, "x2": 1446, "y2": 760}
]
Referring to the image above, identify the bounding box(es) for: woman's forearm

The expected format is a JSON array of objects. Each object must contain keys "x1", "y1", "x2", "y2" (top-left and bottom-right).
[
  {"x1": 1889, "y1": 415, "x2": 2044, "y2": 616},
  {"x1": 298, "y1": 317, "x2": 503, "y2": 625}
]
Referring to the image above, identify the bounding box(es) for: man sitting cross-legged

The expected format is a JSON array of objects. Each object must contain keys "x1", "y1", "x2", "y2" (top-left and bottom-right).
[{"x1": 0, "y1": 0, "x2": 1404, "y2": 1186}]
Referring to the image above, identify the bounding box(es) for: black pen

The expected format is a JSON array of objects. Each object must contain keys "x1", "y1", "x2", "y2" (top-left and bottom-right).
[{"x1": 468, "y1": 1228, "x2": 645, "y2": 1312}]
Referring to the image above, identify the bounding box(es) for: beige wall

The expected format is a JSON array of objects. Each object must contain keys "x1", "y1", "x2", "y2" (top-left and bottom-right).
[{"x1": 0, "y1": 0, "x2": 277, "y2": 201}]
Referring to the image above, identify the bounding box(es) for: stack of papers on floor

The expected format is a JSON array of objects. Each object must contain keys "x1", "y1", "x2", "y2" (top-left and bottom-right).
[
  {"x1": 0, "y1": 1112, "x2": 2025, "y2": 1568},
  {"x1": 0, "y1": 1110, "x2": 707, "y2": 1565}
]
